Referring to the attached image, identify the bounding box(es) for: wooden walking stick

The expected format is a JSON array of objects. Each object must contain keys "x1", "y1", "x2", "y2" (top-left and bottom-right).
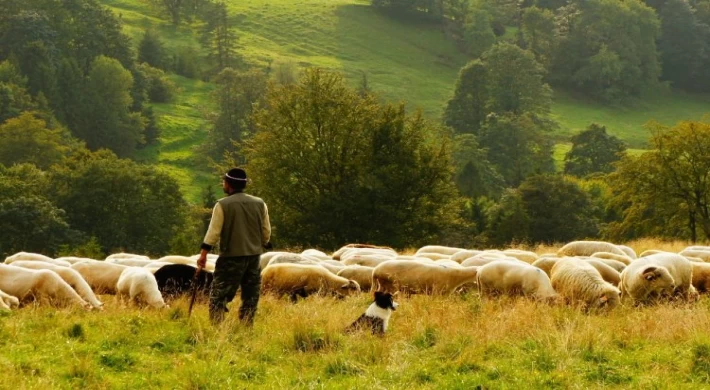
[{"x1": 187, "y1": 265, "x2": 202, "y2": 318}]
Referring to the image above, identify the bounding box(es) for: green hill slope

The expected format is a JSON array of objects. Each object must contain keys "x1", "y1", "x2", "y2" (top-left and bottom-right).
[{"x1": 102, "y1": 0, "x2": 710, "y2": 201}]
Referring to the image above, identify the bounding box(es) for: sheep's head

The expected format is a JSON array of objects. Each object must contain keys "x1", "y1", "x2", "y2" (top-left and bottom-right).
[
  {"x1": 337, "y1": 280, "x2": 361, "y2": 297},
  {"x1": 596, "y1": 287, "x2": 621, "y2": 310},
  {"x1": 641, "y1": 266, "x2": 676, "y2": 296}
]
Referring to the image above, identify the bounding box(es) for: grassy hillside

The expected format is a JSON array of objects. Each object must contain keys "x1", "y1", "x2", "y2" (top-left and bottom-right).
[{"x1": 102, "y1": 0, "x2": 710, "y2": 200}]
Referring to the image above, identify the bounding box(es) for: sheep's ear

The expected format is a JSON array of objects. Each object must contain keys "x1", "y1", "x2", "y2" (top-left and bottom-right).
[
  {"x1": 341, "y1": 282, "x2": 350, "y2": 289},
  {"x1": 599, "y1": 295, "x2": 608, "y2": 303},
  {"x1": 643, "y1": 267, "x2": 658, "y2": 281}
]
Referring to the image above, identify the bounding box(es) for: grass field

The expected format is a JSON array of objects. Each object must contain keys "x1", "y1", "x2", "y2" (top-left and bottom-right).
[
  {"x1": 100, "y1": 0, "x2": 710, "y2": 200},
  {"x1": 4, "y1": 240, "x2": 710, "y2": 389}
]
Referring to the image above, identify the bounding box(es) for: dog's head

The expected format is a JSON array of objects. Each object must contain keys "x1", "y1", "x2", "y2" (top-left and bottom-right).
[{"x1": 374, "y1": 291, "x2": 398, "y2": 311}]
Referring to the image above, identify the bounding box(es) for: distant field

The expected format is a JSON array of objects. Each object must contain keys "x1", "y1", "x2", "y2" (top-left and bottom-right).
[{"x1": 101, "y1": 0, "x2": 710, "y2": 201}]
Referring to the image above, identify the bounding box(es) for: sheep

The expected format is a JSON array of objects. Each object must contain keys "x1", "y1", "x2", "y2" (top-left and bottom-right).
[
  {"x1": 502, "y1": 249, "x2": 539, "y2": 264},
  {"x1": 590, "y1": 258, "x2": 627, "y2": 273},
  {"x1": 619, "y1": 259, "x2": 676, "y2": 304},
  {"x1": 476, "y1": 261, "x2": 560, "y2": 302},
  {"x1": 301, "y1": 249, "x2": 330, "y2": 260},
  {"x1": 451, "y1": 250, "x2": 484, "y2": 263},
  {"x1": 0, "y1": 264, "x2": 91, "y2": 309},
  {"x1": 332, "y1": 244, "x2": 396, "y2": 260},
  {"x1": 153, "y1": 264, "x2": 213, "y2": 298},
  {"x1": 268, "y1": 253, "x2": 320, "y2": 267},
  {"x1": 532, "y1": 257, "x2": 560, "y2": 277},
  {"x1": 679, "y1": 249, "x2": 710, "y2": 261},
  {"x1": 558, "y1": 241, "x2": 626, "y2": 257},
  {"x1": 337, "y1": 266, "x2": 375, "y2": 292},
  {"x1": 70, "y1": 261, "x2": 128, "y2": 294},
  {"x1": 550, "y1": 258, "x2": 620, "y2": 310},
  {"x1": 435, "y1": 259, "x2": 463, "y2": 268},
  {"x1": 372, "y1": 260, "x2": 479, "y2": 295},
  {"x1": 462, "y1": 256, "x2": 521, "y2": 268},
  {"x1": 259, "y1": 252, "x2": 291, "y2": 269},
  {"x1": 691, "y1": 262, "x2": 710, "y2": 293},
  {"x1": 107, "y1": 258, "x2": 153, "y2": 267},
  {"x1": 625, "y1": 253, "x2": 695, "y2": 301},
  {"x1": 0, "y1": 289, "x2": 19, "y2": 310},
  {"x1": 340, "y1": 249, "x2": 398, "y2": 263},
  {"x1": 584, "y1": 259, "x2": 622, "y2": 286},
  {"x1": 261, "y1": 263, "x2": 361, "y2": 301},
  {"x1": 415, "y1": 252, "x2": 452, "y2": 261},
  {"x1": 116, "y1": 267, "x2": 167, "y2": 308},
  {"x1": 319, "y1": 262, "x2": 346, "y2": 275},
  {"x1": 342, "y1": 254, "x2": 394, "y2": 268},
  {"x1": 685, "y1": 256, "x2": 706, "y2": 263},
  {"x1": 639, "y1": 249, "x2": 665, "y2": 257},
  {"x1": 590, "y1": 252, "x2": 632, "y2": 265},
  {"x1": 105, "y1": 253, "x2": 150, "y2": 261},
  {"x1": 415, "y1": 245, "x2": 464, "y2": 256},
  {"x1": 55, "y1": 257, "x2": 99, "y2": 265},
  {"x1": 617, "y1": 245, "x2": 637, "y2": 259},
  {"x1": 10, "y1": 261, "x2": 104, "y2": 309},
  {"x1": 4, "y1": 252, "x2": 71, "y2": 267}
]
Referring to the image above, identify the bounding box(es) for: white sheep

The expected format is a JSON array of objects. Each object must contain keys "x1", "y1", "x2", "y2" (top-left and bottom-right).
[
  {"x1": 0, "y1": 264, "x2": 91, "y2": 309},
  {"x1": 107, "y1": 258, "x2": 153, "y2": 267},
  {"x1": 337, "y1": 266, "x2": 375, "y2": 292},
  {"x1": 531, "y1": 257, "x2": 559, "y2": 277},
  {"x1": 55, "y1": 257, "x2": 100, "y2": 265},
  {"x1": 332, "y1": 244, "x2": 396, "y2": 260},
  {"x1": 476, "y1": 260, "x2": 560, "y2": 302},
  {"x1": 259, "y1": 252, "x2": 292, "y2": 269},
  {"x1": 261, "y1": 263, "x2": 360, "y2": 301},
  {"x1": 550, "y1": 257, "x2": 621, "y2": 310},
  {"x1": 0, "y1": 289, "x2": 19, "y2": 310},
  {"x1": 462, "y1": 256, "x2": 521, "y2": 268},
  {"x1": 342, "y1": 254, "x2": 393, "y2": 268},
  {"x1": 105, "y1": 253, "x2": 151, "y2": 261},
  {"x1": 415, "y1": 245, "x2": 464, "y2": 256},
  {"x1": 679, "y1": 249, "x2": 710, "y2": 261},
  {"x1": 590, "y1": 258, "x2": 626, "y2": 273},
  {"x1": 4, "y1": 252, "x2": 71, "y2": 267},
  {"x1": 116, "y1": 267, "x2": 167, "y2": 308},
  {"x1": 268, "y1": 253, "x2": 320, "y2": 266},
  {"x1": 691, "y1": 262, "x2": 710, "y2": 294},
  {"x1": 502, "y1": 249, "x2": 539, "y2": 264},
  {"x1": 415, "y1": 252, "x2": 452, "y2": 261},
  {"x1": 451, "y1": 250, "x2": 484, "y2": 263},
  {"x1": 624, "y1": 253, "x2": 695, "y2": 301},
  {"x1": 584, "y1": 259, "x2": 621, "y2": 286},
  {"x1": 558, "y1": 241, "x2": 626, "y2": 257},
  {"x1": 10, "y1": 261, "x2": 104, "y2": 309},
  {"x1": 590, "y1": 252, "x2": 632, "y2": 265},
  {"x1": 617, "y1": 245, "x2": 637, "y2": 259},
  {"x1": 619, "y1": 258, "x2": 676, "y2": 304},
  {"x1": 301, "y1": 249, "x2": 330, "y2": 260},
  {"x1": 70, "y1": 260, "x2": 128, "y2": 294},
  {"x1": 372, "y1": 260, "x2": 479, "y2": 295},
  {"x1": 639, "y1": 249, "x2": 666, "y2": 257}
]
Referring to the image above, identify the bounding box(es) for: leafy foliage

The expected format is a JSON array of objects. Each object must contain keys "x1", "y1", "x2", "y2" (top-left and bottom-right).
[{"x1": 564, "y1": 124, "x2": 626, "y2": 177}]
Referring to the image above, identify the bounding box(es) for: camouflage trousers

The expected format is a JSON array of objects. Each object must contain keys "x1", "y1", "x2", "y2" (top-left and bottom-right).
[{"x1": 209, "y1": 255, "x2": 261, "y2": 326}]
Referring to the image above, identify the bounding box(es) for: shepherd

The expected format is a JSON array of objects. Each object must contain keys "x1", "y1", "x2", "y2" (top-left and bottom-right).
[{"x1": 196, "y1": 168, "x2": 272, "y2": 326}]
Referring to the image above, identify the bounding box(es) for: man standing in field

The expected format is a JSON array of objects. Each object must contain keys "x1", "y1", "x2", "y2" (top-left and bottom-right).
[{"x1": 197, "y1": 168, "x2": 271, "y2": 326}]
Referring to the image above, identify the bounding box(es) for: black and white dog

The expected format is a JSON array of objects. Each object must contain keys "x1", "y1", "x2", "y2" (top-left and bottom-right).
[{"x1": 345, "y1": 291, "x2": 398, "y2": 336}]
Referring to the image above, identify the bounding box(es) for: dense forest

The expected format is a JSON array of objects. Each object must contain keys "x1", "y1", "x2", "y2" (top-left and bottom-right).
[{"x1": 0, "y1": 0, "x2": 708, "y2": 257}]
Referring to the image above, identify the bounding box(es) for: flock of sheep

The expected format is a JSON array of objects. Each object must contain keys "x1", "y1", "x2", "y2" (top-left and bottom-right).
[{"x1": 2, "y1": 240, "x2": 710, "y2": 313}]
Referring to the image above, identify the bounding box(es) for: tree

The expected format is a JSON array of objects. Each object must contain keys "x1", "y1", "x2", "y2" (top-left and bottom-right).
[
  {"x1": 485, "y1": 189, "x2": 530, "y2": 246},
  {"x1": 242, "y1": 68, "x2": 463, "y2": 249},
  {"x1": 152, "y1": 0, "x2": 184, "y2": 25},
  {"x1": 204, "y1": 68, "x2": 268, "y2": 162},
  {"x1": 657, "y1": 0, "x2": 707, "y2": 91},
  {"x1": 451, "y1": 134, "x2": 503, "y2": 198},
  {"x1": 463, "y1": 9, "x2": 496, "y2": 58},
  {"x1": 521, "y1": 6, "x2": 556, "y2": 68},
  {"x1": 518, "y1": 174, "x2": 599, "y2": 243},
  {"x1": 138, "y1": 29, "x2": 166, "y2": 70},
  {"x1": 0, "y1": 112, "x2": 78, "y2": 169},
  {"x1": 606, "y1": 120, "x2": 710, "y2": 242},
  {"x1": 50, "y1": 149, "x2": 188, "y2": 255},
  {"x1": 0, "y1": 61, "x2": 37, "y2": 123},
  {"x1": 76, "y1": 56, "x2": 144, "y2": 157},
  {"x1": 202, "y1": 2, "x2": 239, "y2": 74},
  {"x1": 564, "y1": 124, "x2": 627, "y2": 177},
  {"x1": 137, "y1": 63, "x2": 177, "y2": 103},
  {"x1": 444, "y1": 60, "x2": 488, "y2": 135}
]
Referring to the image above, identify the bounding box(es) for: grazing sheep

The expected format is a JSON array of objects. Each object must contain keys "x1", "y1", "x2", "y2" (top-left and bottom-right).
[
  {"x1": 259, "y1": 252, "x2": 291, "y2": 270},
  {"x1": 4, "y1": 252, "x2": 71, "y2": 267},
  {"x1": 10, "y1": 261, "x2": 104, "y2": 309},
  {"x1": 342, "y1": 254, "x2": 394, "y2": 268},
  {"x1": 590, "y1": 252, "x2": 632, "y2": 265},
  {"x1": 337, "y1": 266, "x2": 375, "y2": 292},
  {"x1": 591, "y1": 258, "x2": 626, "y2": 273},
  {"x1": 451, "y1": 250, "x2": 484, "y2": 263},
  {"x1": 0, "y1": 289, "x2": 19, "y2": 310},
  {"x1": 372, "y1": 260, "x2": 479, "y2": 295},
  {"x1": 502, "y1": 249, "x2": 539, "y2": 264},
  {"x1": 626, "y1": 253, "x2": 695, "y2": 301},
  {"x1": 106, "y1": 253, "x2": 150, "y2": 261},
  {"x1": 532, "y1": 257, "x2": 559, "y2": 277},
  {"x1": 0, "y1": 264, "x2": 91, "y2": 309},
  {"x1": 116, "y1": 267, "x2": 167, "y2": 308},
  {"x1": 679, "y1": 249, "x2": 710, "y2": 261},
  {"x1": 143, "y1": 262, "x2": 173, "y2": 274},
  {"x1": 550, "y1": 258, "x2": 620, "y2": 310},
  {"x1": 558, "y1": 241, "x2": 626, "y2": 257},
  {"x1": 619, "y1": 260, "x2": 676, "y2": 304},
  {"x1": 476, "y1": 261, "x2": 560, "y2": 302},
  {"x1": 415, "y1": 252, "x2": 452, "y2": 261},
  {"x1": 684, "y1": 256, "x2": 706, "y2": 263},
  {"x1": 691, "y1": 262, "x2": 710, "y2": 293},
  {"x1": 639, "y1": 249, "x2": 665, "y2": 257},
  {"x1": 332, "y1": 244, "x2": 396, "y2": 260},
  {"x1": 153, "y1": 264, "x2": 213, "y2": 298},
  {"x1": 261, "y1": 264, "x2": 361, "y2": 301},
  {"x1": 617, "y1": 245, "x2": 637, "y2": 259},
  {"x1": 268, "y1": 253, "x2": 319, "y2": 266},
  {"x1": 106, "y1": 258, "x2": 153, "y2": 267},
  {"x1": 415, "y1": 245, "x2": 464, "y2": 256},
  {"x1": 55, "y1": 257, "x2": 99, "y2": 265},
  {"x1": 462, "y1": 256, "x2": 520, "y2": 268},
  {"x1": 584, "y1": 259, "x2": 622, "y2": 286},
  {"x1": 301, "y1": 249, "x2": 330, "y2": 260},
  {"x1": 340, "y1": 249, "x2": 397, "y2": 263},
  {"x1": 319, "y1": 262, "x2": 345, "y2": 275},
  {"x1": 435, "y1": 259, "x2": 463, "y2": 268},
  {"x1": 71, "y1": 261, "x2": 128, "y2": 294}
]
